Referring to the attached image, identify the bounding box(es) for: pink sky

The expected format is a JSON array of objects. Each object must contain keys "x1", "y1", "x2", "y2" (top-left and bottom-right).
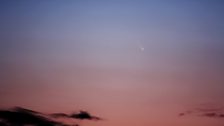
[{"x1": 1, "y1": 1, "x2": 224, "y2": 126}]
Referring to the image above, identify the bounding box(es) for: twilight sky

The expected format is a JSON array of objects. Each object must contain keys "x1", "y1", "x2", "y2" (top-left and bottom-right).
[{"x1": 1, "y1": 0, "x2": 224, "y2": 126}]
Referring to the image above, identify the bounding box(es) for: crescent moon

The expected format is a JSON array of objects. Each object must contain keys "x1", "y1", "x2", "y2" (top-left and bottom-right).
[{"x1": 140, "y1": 46, "x2": 144, "y2": 51}]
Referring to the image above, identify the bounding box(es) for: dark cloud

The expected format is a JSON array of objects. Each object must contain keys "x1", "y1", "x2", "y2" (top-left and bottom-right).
[
  {"x1": 0, "y1": 107, "x2": 62, "y2": 126},
  {"x1": 179, "y1": 106, "x2": 224, "y2": 119},
  {"x1": 13, "y1": 107, "x2": 40, "y2": 114},
  {"x1": 51, "y1": 113, "x2": 70, "y2": 118},
  {"x1": 0, "y1": 107, "x2": 102, "y2": 126},
  {"x1": 70, "y1": 111, "x2": 101, "y2": 120},
  {"x1": 51, "y1": 111, "x2": 102, "y2": 121}
]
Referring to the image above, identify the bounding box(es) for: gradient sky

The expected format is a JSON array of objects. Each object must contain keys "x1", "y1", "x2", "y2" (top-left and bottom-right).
[{"x1": 1, "y1": 0, "x2": 224, "y2": 126}]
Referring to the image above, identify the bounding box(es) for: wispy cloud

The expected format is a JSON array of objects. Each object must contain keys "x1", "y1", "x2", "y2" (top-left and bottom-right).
[{"x1": 179, "y1": 106, "x2": 224, "y2": 119}]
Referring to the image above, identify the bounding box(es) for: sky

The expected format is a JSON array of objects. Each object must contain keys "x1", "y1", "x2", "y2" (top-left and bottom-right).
[{"x1": 0, "y1": 0, "x2": 224, "y2": 126}]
